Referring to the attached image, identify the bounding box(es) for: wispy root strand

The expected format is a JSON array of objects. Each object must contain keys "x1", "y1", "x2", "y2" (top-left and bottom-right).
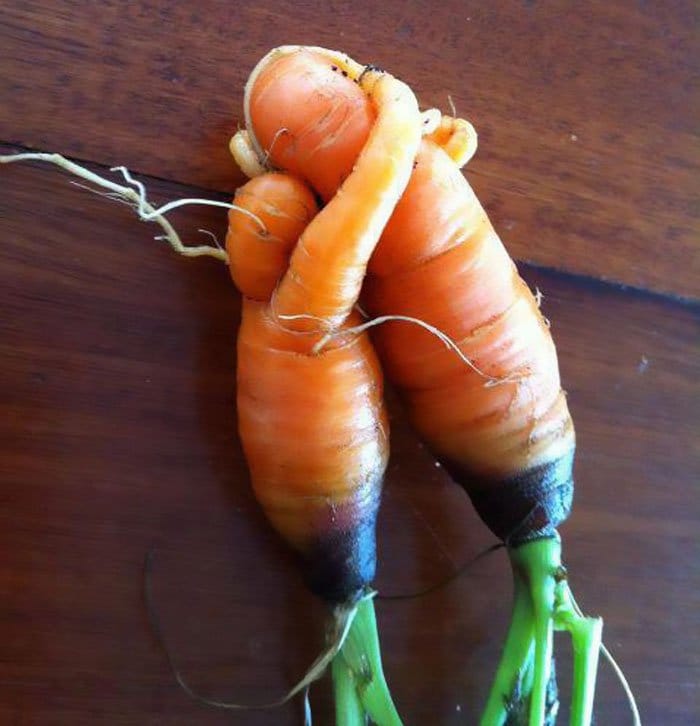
[
  {"x1": 0, "y1": 152, "x2": 268, "y2": 263},
  {"x1": 144, "y1": 548, "x2": 373, "y2": 714},
  {"x1": 307, "y1": 313, "x2": 524, "y2": 387}
]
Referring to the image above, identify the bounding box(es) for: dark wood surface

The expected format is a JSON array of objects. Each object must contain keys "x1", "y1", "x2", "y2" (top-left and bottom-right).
[
  {"x1": 1, "y1": 1, "x2": 698, "y2": 299},
  {"x1": 0, "y1": 2, "x2": 698, "y2": 725}
]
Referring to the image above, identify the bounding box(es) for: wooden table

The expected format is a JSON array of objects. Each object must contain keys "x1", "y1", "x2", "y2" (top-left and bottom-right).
[{"x1": 1, "y1": 2, "x2": 697, "y2": 724}]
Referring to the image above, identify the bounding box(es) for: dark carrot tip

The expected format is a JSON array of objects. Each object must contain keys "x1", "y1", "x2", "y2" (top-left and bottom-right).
[
  {"x1": 444, "y1": 448, "x2": 575, "y2": 545},
  {"x1": 304, "y1": 517, "x2": 378, "y2": 605},
  {"x1": 303, "y1": 500, "x2": 380, "y2": 604}
]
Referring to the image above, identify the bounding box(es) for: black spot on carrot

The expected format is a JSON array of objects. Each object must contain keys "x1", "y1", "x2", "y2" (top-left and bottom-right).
[
  {"x1": 304, "y1": 512, "x2": 378, "y2": 604},
  {"x1": 443, "y1": 448, "x2": 575, "y2": 546},
  {"x1": 341, "y1": 70, "x2": 348, "y2": 77},
  {"x1": 302, "y1": 484, "x2": 382, "y2": 604},
  {"x1": 358, "y1": 64, "x2": 385, "y2": 84}
]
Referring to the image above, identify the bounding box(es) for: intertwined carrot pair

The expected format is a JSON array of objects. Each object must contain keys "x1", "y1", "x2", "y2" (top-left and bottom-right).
[
  {"x1": 228, "y1": 46, "x2": 601, "y2": 726},
  {"x1": 0, "y1": 44, "x2": 623, "y2": 726}
]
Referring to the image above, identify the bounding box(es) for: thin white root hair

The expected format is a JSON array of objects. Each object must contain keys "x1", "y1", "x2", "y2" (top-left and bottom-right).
[
  {"x1": 354, "y1": 302, "x2": 370, "y2": 319},
  {"x1": 144, "y1": 549, "x2": 374, "y2": 716},
  {"x1": 0, "y1": 152, "x2": 230, "y2": 262},
  {"x1": 600, "y1": 643, "x2": 642, "y2": 726},
  {"x1": 276, "y1": 312, "x2": 334, "y2": 332},
  {"x1": 262, "y1": 126, "x2": 290, "y2": 166},
  {"x1": 311, "y1": 314, "x2": 521, "y2": 386},
  {"x1": 69, "y1": 181, "x2": 137, "y2": 207},
  {"x1": 0, "y1": 151, "x2": 267, "y2": 263},
  {"x1": 110, "y1": 165, "x2": 267, "y2": 234},
  {"x1": 197, "y1": 228, "x2": 223, "y2": 250},
  {"x1": 447, "y1": 94, "x2": 457, "y2": 118},
  {"x1": 161, "y1": 578, "x2": 371, "y2": 711}
]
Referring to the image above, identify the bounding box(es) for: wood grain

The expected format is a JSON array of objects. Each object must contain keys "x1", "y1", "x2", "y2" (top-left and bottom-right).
[
  {"x1": 0, "y1": 159, "x2": 698, "y2": 724},
  {"x1": 1, "y1": 1, "x2": 698, "y2": 298}
]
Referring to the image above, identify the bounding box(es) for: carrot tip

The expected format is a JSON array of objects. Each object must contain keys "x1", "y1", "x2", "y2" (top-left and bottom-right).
[
  {"x1": 447, "y1": 448, "x2": 575, "y2": 545},
  {"x1": 304, "y1": 506, "x2": 380, "y2": 605}
]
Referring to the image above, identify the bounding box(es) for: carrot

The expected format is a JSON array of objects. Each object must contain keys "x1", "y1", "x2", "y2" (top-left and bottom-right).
[
  {"x1": 228, "y1": 174, "x2": 403, "y2": 725},
  {"x1": 0, "y1": 51, "x2": 423, "y2": 724},
  {"x1": 227, "y1": 51, "x2": 423, "y2": 725},
  {"x1": 237, "y1": 45, "x2": 610, "y2": 726}
]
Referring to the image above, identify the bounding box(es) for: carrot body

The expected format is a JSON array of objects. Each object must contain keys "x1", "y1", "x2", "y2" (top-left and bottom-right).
[
  {"x1": 242, "y1": 48, "x2": 575, "y2": 544},
  {"x1": 237, "y1": 299, "x2": 388, "y2": 601},
  {"x1": 229, "y1": 173, "x2": 388, "y2": 602},
  {"x1": 365, "y1": 140, "x2": 575, "y2": 542},
  {"x1": 228, "y1": 58, "x2": 422, "y2": 600}
]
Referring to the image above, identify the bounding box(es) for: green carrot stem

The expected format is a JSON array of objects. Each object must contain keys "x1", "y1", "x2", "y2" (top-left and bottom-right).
[
  {"x1": 509, "y1": 538, "x2": 560, "y2": 726},
  {"x1": 481, "y1": 535, "x2": 604, "y2": 726},
  {"x1": 528, "y1": 582, "x2": 555, "y2": 725},
  {"x1": 480, "y1": 572, "x2": 535, "y2": 726},
  {"x1": 568, "y1": 615, "x2": 602, "y2": 726},
  {"x1": 332, "y1": 653, "x2": 367, "y2": 726},
  {"x1": 337, "y1": 596, "x2": 403, "y2": 726},
  {"x1": 554, "y1": 588, "x2": 603, "y2": 726},
  {"x1": 480, "y1": 537, "x2": 566, "y2": 726},
  {"x1": 520, "y1": 650, "x2": 535, "y2": 704}
]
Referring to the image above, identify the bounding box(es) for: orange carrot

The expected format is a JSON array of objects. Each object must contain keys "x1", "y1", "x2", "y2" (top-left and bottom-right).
[
  {"x1": 228, "y1": 53, "x2": 421, "y2": 604},
  {"x1": 226, "y1": 53, "x2": 423, "y2": 724},
  {"x1": 228, "y1": 173, "x2": 389, "y2": 596},
  {"x1": 226, "y1": 172, "x2": 318, "y2": 301},
  {"x1": 238, "y1": 45, "x2": 604, "y2": 726},
  {"x1": 0, "y1": 53, "x2": 423, "y2": 723}
]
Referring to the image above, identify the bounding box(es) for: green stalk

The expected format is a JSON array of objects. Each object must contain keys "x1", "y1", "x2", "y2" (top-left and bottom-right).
[
  {"x1": 568, "y1": 615, "x2": 602, "y2": 726},
  {"x1": 480, "y1": 535, "x2": 603, "y2": 726},
  {"x1": 554, "y1": 587, "x2": 603, "y2": 726},
  {"x1": 333, "y1": 654, "x2": 367, "y2": 726},
  {"x1": 480, "y1": 572, "x2": 535, "y2": 726},
  {"x1": 528, "y1": 580, "x2": 555, "y2": 725},
  {"x1": 336, "y1": 596, "x2": 403, "y2": 726},
  {"x1": 509, "y1": 538, "x2": 560, "y2": 726}
]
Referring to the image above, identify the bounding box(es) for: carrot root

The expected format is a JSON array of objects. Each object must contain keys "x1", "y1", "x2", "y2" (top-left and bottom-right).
[{"x1": 0, "y1": 151, "x2": 271, "y2": 263}]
